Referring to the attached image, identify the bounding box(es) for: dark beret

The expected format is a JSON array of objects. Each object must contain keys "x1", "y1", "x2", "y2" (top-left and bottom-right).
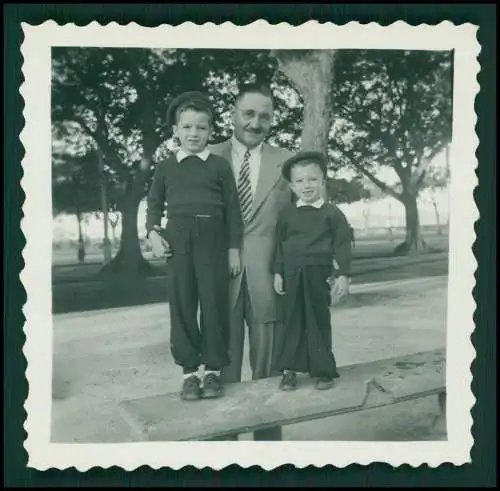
[
  {"x1": 166, "y1": 91, "x2": 214, "y2": 127},
  {"x1": 281, "y1": 151, "x2": 329, "y2": 182}
]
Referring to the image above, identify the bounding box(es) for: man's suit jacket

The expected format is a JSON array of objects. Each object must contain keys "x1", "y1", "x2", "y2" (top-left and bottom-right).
[{"x1": 210, "y1": 138, "x2": 293, "y2": 325}]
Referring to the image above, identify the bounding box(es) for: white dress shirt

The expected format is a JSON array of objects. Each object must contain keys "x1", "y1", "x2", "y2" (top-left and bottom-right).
[
  {"x1": 296, "y1": 197, "x2": 325, "y2": 208},
  {"x1": 176, "y1": 148, "x2": 211, "y2": 163},
  {"x1": 230, "y1": 135, "x2": 262, "y2": 197}
]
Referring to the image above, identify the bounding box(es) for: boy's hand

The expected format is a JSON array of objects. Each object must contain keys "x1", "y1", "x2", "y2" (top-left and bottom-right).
[
  {"x1": 228, "y1": 248, "x2": 241, "y2": 277},
  {"x1": 274, "y1": 273, "x2": 285, "y2": 296},
  {"x1": 149, "y1": 230, "x2": 172, "y2": 258},
  {"x1": 331, "y1": 275, "x2": 349, "y2": 305}
]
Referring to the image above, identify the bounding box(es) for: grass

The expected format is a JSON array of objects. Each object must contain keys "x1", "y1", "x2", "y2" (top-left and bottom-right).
[{"x1": 51, "y1": 234, "x2": 449, "y2": 314}]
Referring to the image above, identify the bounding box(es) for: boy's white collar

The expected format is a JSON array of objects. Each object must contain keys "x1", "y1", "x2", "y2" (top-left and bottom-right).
[
  {"x1": 176, "y1": 148, "x2": 211, "y2": 163},
  {"x1": 296, "y1": 197, "x2": 325, "y2": 209}
]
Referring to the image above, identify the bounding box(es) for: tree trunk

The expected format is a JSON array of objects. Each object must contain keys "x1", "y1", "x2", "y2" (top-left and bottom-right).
[
  {"x1": 99, "y1": 95, "x2": 159, "y2": 277},
  {"x1": 431, "y1": 197, "x2": 442, "y2": 235},
  {"x1": 387, "y1": 201, "x2": 394, "y2": 242},
  {"x1": 110, "y1": 222, "x2": 118, "y2": 247},
  {"x1": 76, "y1": 207, "x2": 85, "y2": 263},
  {"x1": 272, "y1": 49, "x2": 335, "y2": 153},
  {"x1": 98, "y1": 149, "x2": 112, "y2": 264},
  {"x1": 271, "y1": 49, "x2": 335, "y2": 201},
  {"x1": 100, "y1": 192, "x2": 151, "y2": 276},
  {"x1": 99, "y1": 154, "x2": 154, "y2": 277},
  {"x1": 394, "y1": 192, "x2": 428, "y2": 255},
  {"x1": 362, "y1": 208, "x2": 370, "y2": 234}
]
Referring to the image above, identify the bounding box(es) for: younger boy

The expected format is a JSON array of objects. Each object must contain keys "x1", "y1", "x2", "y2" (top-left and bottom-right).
[
  {"x1": 272, "y1": 151, "x2": 352, "y2": 391},
  {"x1": 146, "y1": 91, "x2": 244, "y2": 401}
]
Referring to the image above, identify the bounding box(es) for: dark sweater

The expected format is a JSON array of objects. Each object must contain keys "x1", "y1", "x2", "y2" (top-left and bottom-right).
[
  {"x1": 273, "y1": 202, "x2": 352, "y2": 276},
  {"x1": 146, "y1": 153, "x2": 243, "y2": 249}
]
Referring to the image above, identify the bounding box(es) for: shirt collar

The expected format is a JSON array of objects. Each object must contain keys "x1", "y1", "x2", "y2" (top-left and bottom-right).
[
  {"x1": 176, "y1": 148, "x2": 211, "y2": 163},
  {"x1": 231, "y1": 134, "x2": 263, "y2": 157},
  {"x1": 296, "y1": 197, "x2": 325, "y2": 209}
]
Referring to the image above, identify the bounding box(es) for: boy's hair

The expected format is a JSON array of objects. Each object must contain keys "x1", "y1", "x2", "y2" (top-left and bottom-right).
[
  {"x1": 166, "y1": 91, "x2": 214, "y2": 128},
  {"x1": 281, "y1": 151, "x2": 329, "y2": 182},
  {"x1": 174, "y1": 100, "x2": 214, "y2": 125},
  {"x1": 234, "y1": 83, "x2": 274, "y2": 106}
]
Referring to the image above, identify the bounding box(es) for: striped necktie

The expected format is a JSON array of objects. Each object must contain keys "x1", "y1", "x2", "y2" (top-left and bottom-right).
[{"x1": 237, "y1": 149, "x2": 253, "y2": 223}]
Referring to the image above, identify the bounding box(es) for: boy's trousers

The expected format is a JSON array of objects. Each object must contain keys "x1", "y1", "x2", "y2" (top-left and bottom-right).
[
  {"x1": 274, "y1": 264, "x2": 340, "y2": 378},
  {"x1": 165, "y1": 214, "x2": 230, "y2": 371}
]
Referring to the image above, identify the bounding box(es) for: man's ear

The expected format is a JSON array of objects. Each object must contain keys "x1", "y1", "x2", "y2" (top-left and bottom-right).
[
  {"x1": 172, "y1": 125, "x2": 178, "y2": 138},
  {"x1": 230, "y1": 105, "x2": 237, "y2": 124}
]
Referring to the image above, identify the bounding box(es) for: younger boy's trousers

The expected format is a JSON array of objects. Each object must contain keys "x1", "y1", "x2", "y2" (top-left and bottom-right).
[
  {"x1": 165, "y1": 214, "x2": 230, "y2": 371},
  {"x1": 274, "y1": 264, "x2": 340, "y2": 378}
]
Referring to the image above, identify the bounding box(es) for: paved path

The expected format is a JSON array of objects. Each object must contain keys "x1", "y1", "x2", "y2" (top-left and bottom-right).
[{"x1": 51, "y1": 275, "x2": 448, "y2": 443}]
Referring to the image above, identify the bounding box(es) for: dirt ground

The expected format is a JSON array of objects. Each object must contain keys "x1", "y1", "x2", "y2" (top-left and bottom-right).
[{"x1": 51, "y1": 275, "x2": 448, "y2": 443}]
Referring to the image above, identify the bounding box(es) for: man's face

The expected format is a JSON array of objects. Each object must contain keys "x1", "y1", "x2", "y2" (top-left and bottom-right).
[
  {"x1": 173, "y1": 109, "x2": 212, "y2": 154},
  {"x1": 289, "y1": 162, "x2": 325, "y2": 204},
  {"x1": 231, "y1": 92, "x2": 273, "y2": 149}
]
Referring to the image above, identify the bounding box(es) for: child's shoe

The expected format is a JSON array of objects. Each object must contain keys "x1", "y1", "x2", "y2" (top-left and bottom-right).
[
  {"x1": 181, "y1": 374, "x2": 202, "y2": 401},
  {"x1": 315, "y1": 376, "x2": 334, "y2": 390},
  {"x1": 201, "y1": 372, "x2": 224, "y2": 399},
  {"x1": 279, "y1": 371, "x2": 297, "y2": 391}
]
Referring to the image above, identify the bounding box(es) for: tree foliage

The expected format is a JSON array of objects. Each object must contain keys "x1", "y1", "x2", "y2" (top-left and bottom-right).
[
  {"x1": 330, "y1": 49, "x2": 453, "y2": 197},
  {"x1": 52, "y1": 47, "x2": 451, "y2": 268},
  {"x1": 329, "y1": 49, "x2": 453, "y2": 252}
]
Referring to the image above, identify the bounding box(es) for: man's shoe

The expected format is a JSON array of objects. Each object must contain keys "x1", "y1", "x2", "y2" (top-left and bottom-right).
[
  {"x1": 181, "y1": 375, "x2": 202, "y2": 401},
  {"x1": 279, "y1": 371, "x2": 297, "y2": 391},
  {"x1": 201, "y1": 372, "x2": 224, "y2": 399},
  {"x1": 315, "y1": 376, "x2": 334, "y2": 390}
]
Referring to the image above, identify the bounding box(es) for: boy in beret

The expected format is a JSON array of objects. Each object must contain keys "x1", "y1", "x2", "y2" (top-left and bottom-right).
[
  {"x1": 272, "y1": 151, "x2": 352, "y2": 391},
  {"x1": 146, "y1": 91, "x2": 244, "y2": 401}
]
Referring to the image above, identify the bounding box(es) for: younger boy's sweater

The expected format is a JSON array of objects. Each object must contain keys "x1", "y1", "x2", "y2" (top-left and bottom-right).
[
  {"x1": 146, "y1": 152, "x2": 243, "y2": 249},
  {"x1": 273, "y1": 201, "x2": 352, "y2": 276}
]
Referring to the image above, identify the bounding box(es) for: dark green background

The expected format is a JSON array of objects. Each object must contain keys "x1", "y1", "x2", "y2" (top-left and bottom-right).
[{"x1": 4, "y1": 3, "x2": 496, "y2": 487}]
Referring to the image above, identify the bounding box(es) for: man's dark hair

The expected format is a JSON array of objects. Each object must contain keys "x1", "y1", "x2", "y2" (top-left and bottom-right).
[{"x1": 234, "y1": 83, "x2": 274, "y2": 106}]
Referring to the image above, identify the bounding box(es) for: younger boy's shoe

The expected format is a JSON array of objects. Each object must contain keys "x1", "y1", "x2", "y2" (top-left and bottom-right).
[
  {"x1": 315, "y1": 376, "x2": 335, "y2": 390},
  {"x1": 201, "y1": 372, "x2": 224, "y2": 399},
  {"x1": 279, "y1": 371, "x2": 297, "y2": 391},
  {"x1": 181, "y1": 374, "x2": 202, "y2": 401}
]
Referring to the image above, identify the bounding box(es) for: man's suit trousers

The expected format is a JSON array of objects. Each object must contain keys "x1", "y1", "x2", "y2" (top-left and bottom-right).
[{"x1": 220, "y1": 272, "x2": 282, "y2": 441}]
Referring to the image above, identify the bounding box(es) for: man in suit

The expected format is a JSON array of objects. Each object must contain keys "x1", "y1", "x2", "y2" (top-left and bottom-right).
[{"x1": 210, "y1": 83, "x2": 294, "y2": 440}]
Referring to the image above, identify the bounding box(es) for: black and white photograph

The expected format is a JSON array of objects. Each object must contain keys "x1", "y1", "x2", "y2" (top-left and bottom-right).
[{"x1": 20, "y1": 21, "x2": 478, "y2": 470}]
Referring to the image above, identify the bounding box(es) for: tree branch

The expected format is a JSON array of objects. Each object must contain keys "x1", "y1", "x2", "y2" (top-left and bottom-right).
[
  {"x1": 339, "y1": 148, "x2": 401, "y2": 200},
  {"x1": 410, "y1": 142, "x2": 446, "y2": 188}
]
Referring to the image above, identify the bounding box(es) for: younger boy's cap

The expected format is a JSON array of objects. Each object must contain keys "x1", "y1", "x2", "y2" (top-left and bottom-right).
[
  {"x1": 281, "y1": 151, "x2": 329, "y2": 181},
  {"x1": 166, "y1": 91, "x2": 214, "y2": 127}
]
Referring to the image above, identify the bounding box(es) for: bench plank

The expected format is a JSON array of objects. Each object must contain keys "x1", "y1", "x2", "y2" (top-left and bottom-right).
[{"x1": 119, "y1": 348, "x2": 445, "y2": 441}]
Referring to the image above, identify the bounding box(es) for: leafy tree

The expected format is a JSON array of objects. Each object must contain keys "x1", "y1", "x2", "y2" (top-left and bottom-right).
[
  {"x1": 52, "y1": 48, "x2": 209, "y2": 274},
  {"x1": 52, "y1": 146, "x2": 101, "y2": 261},
  {"x1": 330, "y1": 49, "x2": 453, "y2": 254},
  {"x1": 52, "y1": 47, "x2": 385, "y2": 276},
  {"x1": 326, "y1": 176, "x2": 371, "y2": 204},
  {"x1": 421, "y1": 144, "x2": 450, "y2": 235}
]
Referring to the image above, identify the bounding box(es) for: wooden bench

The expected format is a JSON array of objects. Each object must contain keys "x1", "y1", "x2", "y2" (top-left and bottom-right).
[{"x1": 119, "y1": 348, "x2": 446, "y2": 441}]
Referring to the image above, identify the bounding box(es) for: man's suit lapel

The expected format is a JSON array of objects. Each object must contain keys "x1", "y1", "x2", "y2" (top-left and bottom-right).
[
  {"x1": 215, "y1": 139, "x2": 281, "y2": 223},
  {"x1": 218, "y1": 140, "x2": 232, "y2": 167},
  {"x1": 249, "y1": 143, "x2": 281, "y2": 221}
]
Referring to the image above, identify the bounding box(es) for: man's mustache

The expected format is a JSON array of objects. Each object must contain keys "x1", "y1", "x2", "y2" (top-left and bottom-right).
[{"x1": 244, "y1": 126, "x2": 264, "y2": 134}]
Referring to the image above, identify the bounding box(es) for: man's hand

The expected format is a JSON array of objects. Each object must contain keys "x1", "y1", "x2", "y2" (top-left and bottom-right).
[
  {"x1": 149, "y1": 230, "x2": 172, "y2": 258},
  {"x1": 228, "y1": 248, "x2": 241, "y2": 277},
  {"x1": 331, "y1": 275, "x2": 350, "y2": 305},
  {"x1": 273, "y1": 273, "x2": 285, "y2": 296}
]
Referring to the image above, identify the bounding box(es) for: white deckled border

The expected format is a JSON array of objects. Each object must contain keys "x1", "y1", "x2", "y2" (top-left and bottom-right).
[{"x1": 20, "y1": 20, "x2": 479, "y2": 471}]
